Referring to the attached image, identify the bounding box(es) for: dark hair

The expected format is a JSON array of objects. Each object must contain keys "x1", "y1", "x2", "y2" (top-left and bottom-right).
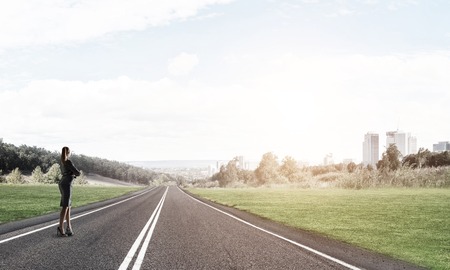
[{"x1": 61, "y1": 146, "x2": 69, "y2": 164}]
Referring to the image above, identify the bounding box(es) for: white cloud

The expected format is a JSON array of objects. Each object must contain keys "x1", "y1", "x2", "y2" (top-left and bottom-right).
[
  {"x1": 1, "y1": 51, "x2": 449, "y2": 163},
  {"x1": 387, "y1": 0, "x2": 419, "y2": 11},
  {"x1": 0, "y1": 0, "x2": 233, "y2": 49},
  {"x1": 0, "y1": 76, "x2": 256, "y2": 160},
  {"x1": 168, "y1": 52, "x2": 199, "y2": 76}
]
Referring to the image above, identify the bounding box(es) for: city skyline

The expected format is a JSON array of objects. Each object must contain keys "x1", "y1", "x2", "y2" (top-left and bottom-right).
[{"x1": 1, "y1": 1, "x2": 449, "y2": 165}]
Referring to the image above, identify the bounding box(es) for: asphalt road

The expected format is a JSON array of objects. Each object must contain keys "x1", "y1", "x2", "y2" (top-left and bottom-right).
[{"x1": 0, "y1": 186, "x2": 424, "y2": 270}]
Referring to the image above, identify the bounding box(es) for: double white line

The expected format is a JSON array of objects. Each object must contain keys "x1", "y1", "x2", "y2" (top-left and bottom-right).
[{"x1": 118, "y1": 186, "x2": 168, "y2": 270}]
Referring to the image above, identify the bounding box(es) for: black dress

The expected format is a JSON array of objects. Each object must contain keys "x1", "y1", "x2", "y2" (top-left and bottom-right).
[{"x1": 59, "y1": 160, "x2": 81, "y2": 207}]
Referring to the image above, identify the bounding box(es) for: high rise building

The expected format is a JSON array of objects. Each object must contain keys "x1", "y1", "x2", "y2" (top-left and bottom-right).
[
  {"x1": 386, "y1": 130, "x2": 416, "y2": 157},
  {"x1": 237, "y1": 156, "x2": 245, "y2": 169},
  {"x1": 363, "y1": 132, "x2": 379, "y2": 167},
  {"x1": 323, "y1": 153, "x2": 334, "y2": 165},
  {"x1": 433, "y1": 141, "x2": 450, "y2": 152},
  {"x1": 409, "y1": 136, "x2": 417, "y2": 154}
]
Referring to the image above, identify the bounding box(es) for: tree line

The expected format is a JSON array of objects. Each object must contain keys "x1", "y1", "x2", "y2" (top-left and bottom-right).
[
  {"x1": 0, "y1": 139, "x2": 171, "y2": 185},
  {"x1": 209, "y1": 145, "x2": 450, "y2": 187}
]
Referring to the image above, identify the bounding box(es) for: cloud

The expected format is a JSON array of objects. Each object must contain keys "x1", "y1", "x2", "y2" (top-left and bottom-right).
[
  {"x1": 0, "y1": 0, "x2": 233, "y2": 49},
  {"x1": 168, "y1": 52, "x2": 199, "y2": 76},
  {"x1": 1, "y1": 51, "x2": 449, "y2": 163},
  {"x1": 387, "y1": 0, "x2": 419, "y2": 11},
  {"x1": 0, "y1": 76, "x2": 255, "y2": 160}
]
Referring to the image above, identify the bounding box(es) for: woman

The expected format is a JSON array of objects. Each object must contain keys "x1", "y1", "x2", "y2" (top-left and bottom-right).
[{"x1": 58, "y1": 146, "x2": 80, "y2": 237}]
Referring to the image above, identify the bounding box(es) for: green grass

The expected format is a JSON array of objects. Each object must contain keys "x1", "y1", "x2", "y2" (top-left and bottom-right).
[
  {"x1": 188, "y1": 188, "x2": 450, "y2": 270},
  {"x1": 0, "y1": 184, "x2": 144, "y2": 224}
]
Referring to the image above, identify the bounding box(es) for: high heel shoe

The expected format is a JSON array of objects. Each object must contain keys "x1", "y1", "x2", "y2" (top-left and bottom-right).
[
  {"x1": 66, "y1": 227, "x2": 73, "y2": 237},
  {"x1": 57, "y1": 226, "x2": 67, "y2": 237}
]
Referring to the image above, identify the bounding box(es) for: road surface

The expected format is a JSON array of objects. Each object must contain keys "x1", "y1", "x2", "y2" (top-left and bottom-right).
[{"x1": 0, "y1": 186, "x2": 424, "y2": 269}]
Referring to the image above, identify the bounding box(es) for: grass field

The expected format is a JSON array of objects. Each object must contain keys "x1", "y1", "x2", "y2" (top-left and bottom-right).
[
  {"x1": 0, "y1": 185, "x2": 144, "y2": 224},
  {"x1": 188, "y1": 188, "x2": 450, "y2": 270}
]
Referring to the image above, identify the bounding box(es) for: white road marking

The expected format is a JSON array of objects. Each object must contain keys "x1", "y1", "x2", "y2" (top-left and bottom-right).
[
  {"x1": 119, "y1": 186, "x2": 168, "y2": 270},
  {"x1": 131, "y1": 187, "x2": 168, "y2": 270},
  {"x1": 179, "y1": 187, "x2": 361, "y2": 270},
  {"x1": 0, "y1": 187, "x2": 155, "y2": 244}
]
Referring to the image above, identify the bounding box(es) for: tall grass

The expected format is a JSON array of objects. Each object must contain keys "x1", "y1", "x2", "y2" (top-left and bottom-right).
[
  {"x1": 189, "y1": 166, "x2": 450, "y2": 189},
  {"x1": 337, "y1": 167, "x2": 450, "y2": 189}
]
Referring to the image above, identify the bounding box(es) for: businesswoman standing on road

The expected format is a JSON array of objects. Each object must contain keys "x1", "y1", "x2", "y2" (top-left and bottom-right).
[{"x1": 58, "y1": 146, "x2": 80, "y2": 237}]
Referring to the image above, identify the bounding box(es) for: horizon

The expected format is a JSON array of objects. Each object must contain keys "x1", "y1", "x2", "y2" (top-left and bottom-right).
[
  {"x1": 2, "y1": 137, "x2": 445, "y2": 168},
  {"x1": 1, "y1": 1, "x2": 449, "y2": 165}
]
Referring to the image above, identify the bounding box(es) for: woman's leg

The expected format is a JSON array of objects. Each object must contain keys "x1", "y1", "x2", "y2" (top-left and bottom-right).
[
  {"x1": 65, "y1": 207, "x2": 72, "y2": 231},
  {"x1": 59, "y1": 207, "x2": 68, "y2": 233}
]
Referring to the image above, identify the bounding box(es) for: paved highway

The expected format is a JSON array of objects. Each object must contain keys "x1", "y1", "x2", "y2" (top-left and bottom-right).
[{"x1": 0, "y1": 186, "x2": 424, "y2": 269}]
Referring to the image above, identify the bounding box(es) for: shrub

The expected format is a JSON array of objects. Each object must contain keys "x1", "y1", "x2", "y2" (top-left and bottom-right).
[
  {"x1": 45, "y1": 163, "x2": 62, "y2": 184},
  {"x1": 347, "y1": 162, "x2": 357, "y2": 173},
  {"x1": 31, "y1": 166, "x2": 45, "y2": 183},
  {"x1": 6, "y1": 168, "x2": 24, "y2": 184},
  {"x1": 310, "y1": 165, "x2": 336, "y2": 176},
  {"x1": 336, "y1": 166, "x2": 450, "y2": 189},
  {"x1": 74, "y1": 170, "x2": 88, "y2": 185},
  {"x1": 318, "y1": 172, "x2": 340, "y2": 182}
]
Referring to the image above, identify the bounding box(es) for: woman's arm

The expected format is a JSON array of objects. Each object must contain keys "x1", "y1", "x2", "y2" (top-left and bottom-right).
[{"x1": 66, "y1": 160, "x2": 81, "y2": 176}]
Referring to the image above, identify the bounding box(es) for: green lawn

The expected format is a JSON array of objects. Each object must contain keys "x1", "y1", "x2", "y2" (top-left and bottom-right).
[
  {"x1": 0, "y1": 185, "x2": 144, "y2": 224},
  {"x1": 188, "y1": 188, "x2": 450, "y2": 270}
]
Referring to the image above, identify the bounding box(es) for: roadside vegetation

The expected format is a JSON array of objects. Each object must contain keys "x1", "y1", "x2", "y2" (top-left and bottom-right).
[
  {"x1": 187, "y1": 145, "x2": 450, "y2": 189},
  {"x1": 0, "y1": 185, "x2": 143, "y2": 224},
  {"x1": 188, "y1": 187, "x2": 450, "y2": 270},
  {"x1": 0, "y1": 139, "x2": 177, "y2": 186},
  {"x1": 186, "y1": 145, "x2": 450, "y2": 269}
]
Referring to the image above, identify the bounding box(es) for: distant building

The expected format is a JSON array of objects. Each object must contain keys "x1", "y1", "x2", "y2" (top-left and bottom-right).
[
  {"x1": 386, "y1": 130, "x2": 416, "y2": 157},
  {"x1": 433, "y1": 141, "x2": 450, "y2": 152},
  {"x1": 208, "y1": 165, "x2": 218, "y2": 177},
  {"x1": 409, "y1": 136, "x2": 417, "y2": 154},
  {"x1": 323, "y1": 153, "x2": 334, "y2": 165},
  {"x1": 363, "y1": 132, "x2": 379, "y2": 167},
  {"x1": 237, "y1": 156, "x2": 245, "y2": 169}
]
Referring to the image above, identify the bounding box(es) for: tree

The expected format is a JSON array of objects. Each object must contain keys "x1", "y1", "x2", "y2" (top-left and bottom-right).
[
  {"x1": 0, "y1": 169, "x2": 5, "y2": 183},
  {"x1": 426, "y1": 151, "x2": 450, "y2": 167},
  {"x1": 378, "y1": 144, "x2": 402, "y2": 171},
  {"x1": 255, "y1": 152, "x2": 284, "y2": 184},
  {"x1": 279, "y1": 156, "x2": 300, "y2": 182},
  {"x1": 213, "y1": 157, "x2": 240, "y2": 187},
  {"x1": 417, "y1": 148, "x2": 431, "y2": 168},
  {"x1": 239, "y1": 170, "x2": 257, "y2": 185},
  {"x1": 347, "y1": 162, "x2": 357, "y2": 173},
  {"x1": 32, "y1": 166, "x2": 45, "y2": 183}
]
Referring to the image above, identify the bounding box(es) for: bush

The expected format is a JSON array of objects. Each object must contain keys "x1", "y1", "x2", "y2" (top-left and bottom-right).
[
  {"x1": 336, "y1": 166, "x2": 450, "y2": 189},
  {"x1": 74, "y1": 170, "x2": 88, "y2": 185},
  {"x1": 31, "y1": 166, "x2": 45, "y2": 183},
  {"x1": 6, "y1": 168, "x2": 24, "y2": 184},
  {"x1": 310, "y1": 165, "x2": 336, "y2": 176},
  {"x1": 45, "y1": 163, "x2": 62, "y2": 184},
  {"x1": 347, "y1": 162, "x2": 357, "y2": 173},
  {"x1": 318, "y1": 172, "x2": 340, "y2": 182}
]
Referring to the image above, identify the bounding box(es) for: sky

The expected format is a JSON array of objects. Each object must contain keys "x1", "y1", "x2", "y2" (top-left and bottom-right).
[{"x1": 1, "y1": 0, "x2": 450, "y2": 165}]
